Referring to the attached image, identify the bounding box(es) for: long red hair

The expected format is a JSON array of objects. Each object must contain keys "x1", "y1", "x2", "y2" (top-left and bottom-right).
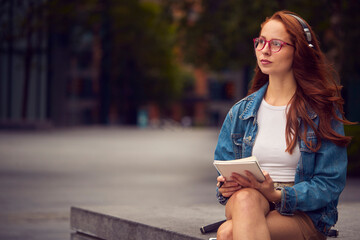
[{"x1": 248, "y1": 10, "x2": 352, "y2": 153}]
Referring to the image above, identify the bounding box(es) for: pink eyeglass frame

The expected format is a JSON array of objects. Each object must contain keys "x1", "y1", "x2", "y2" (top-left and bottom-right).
[{"x1": 253, "y1": 37, "x2": 295, "y2": 53}]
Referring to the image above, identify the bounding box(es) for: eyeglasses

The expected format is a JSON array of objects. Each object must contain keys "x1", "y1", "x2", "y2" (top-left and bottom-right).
[{"x1": 253, "y1": 37, "x2": 294, "y2": 53}]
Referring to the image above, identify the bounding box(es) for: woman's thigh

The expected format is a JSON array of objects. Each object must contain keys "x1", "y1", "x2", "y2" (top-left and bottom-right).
[{"x1": 266, "y1": 210, "x2": 304, "y2": 240}]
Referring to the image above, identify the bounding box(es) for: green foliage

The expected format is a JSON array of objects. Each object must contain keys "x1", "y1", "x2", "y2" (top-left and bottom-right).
[
  {"x1": 44, "y1": 0, "x2": 101, "y2": 33},
  {"x1": 108, "y1": 0, "x2": 188, "y2": 106},
  {"x1": 43, "y1": 0, "x2": 190, "y2": 110}
]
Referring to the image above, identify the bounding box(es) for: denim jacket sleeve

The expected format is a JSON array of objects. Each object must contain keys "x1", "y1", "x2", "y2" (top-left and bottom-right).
[
  {"x1": 214, "y1": 110, "x2": 235, "y2": 205},
  {"x1": 278, "y1": 118, "x2": 348, "y2": 215},
  {"x1": 215, "y1": 110, "x2": 235, "y2": 161}
]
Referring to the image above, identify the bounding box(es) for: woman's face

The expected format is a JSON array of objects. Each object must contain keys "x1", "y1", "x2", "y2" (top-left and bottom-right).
[{"x1": 255, "y1": 20, "x2": 295, "y2": 77}]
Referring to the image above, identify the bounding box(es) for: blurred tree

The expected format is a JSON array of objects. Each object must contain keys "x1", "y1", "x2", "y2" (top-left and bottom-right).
[
  {"x1": 38, "y1": 0, "x2": 189, "y2": 124},
  {"x1": 164, "y1": 0, "x2": 359, "y2": 86},
  {"x1": 107, "y1": 0, "x2": 186, "y2": 124},
  {"x1": 163, "y1": 0, "x2": 281, "y2": 70}
]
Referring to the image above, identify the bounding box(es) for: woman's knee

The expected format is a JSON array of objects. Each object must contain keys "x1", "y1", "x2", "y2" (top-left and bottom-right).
[
  {"x1": 232, "y1": 188, "x2": 263, "y2": 207},
  {"x1": 227, "y1": 188, "x2": 269, "y2": 215},
  {"x1": 217, "y1": 220, "x2": 232, "y2": 240},
  {"x1": 225, "y1": 188, "x2": 269, "y2": 218}
]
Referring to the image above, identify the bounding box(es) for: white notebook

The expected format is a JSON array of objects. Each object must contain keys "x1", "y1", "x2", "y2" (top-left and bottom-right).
[{"x1": 214, "y1": 156, "x2": 265, "y2": 182}]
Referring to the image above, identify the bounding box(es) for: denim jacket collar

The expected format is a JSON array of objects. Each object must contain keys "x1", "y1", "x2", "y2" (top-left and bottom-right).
[
  {"x1": 239, "y1": 83, "x2": 268, "y2": 120},
  {"x1": 239, "y1": 82, "x2": 269, "y2": 120}
]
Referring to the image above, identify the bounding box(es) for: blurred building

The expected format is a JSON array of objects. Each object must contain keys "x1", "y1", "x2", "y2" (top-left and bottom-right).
[
  {"x1": 1, "y1": 0, "x2": 51, "y2": 128},
  {"x1": 0, "y1": 0, "x2": 102, "y2": 128}
]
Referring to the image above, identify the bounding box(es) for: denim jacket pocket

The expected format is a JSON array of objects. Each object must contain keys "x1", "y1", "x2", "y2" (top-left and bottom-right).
[
  {"x1": 232, "y1": 133, "x2": 243, "y2": 159},
  {"x1": 299, "y1": 132, "x2": 318, "y2": 153},
  {"x1": 298, "y1": 132, "x2": 318, "y2": 178}
]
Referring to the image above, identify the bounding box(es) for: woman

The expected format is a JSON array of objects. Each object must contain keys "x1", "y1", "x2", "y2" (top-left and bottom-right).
[{"x1": 215, "y1": 10, "x2": 352, "y2": 240}]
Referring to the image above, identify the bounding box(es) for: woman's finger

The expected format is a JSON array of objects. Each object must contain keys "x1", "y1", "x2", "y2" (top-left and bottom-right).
[
  {"x1": 230, "y1": 172, "x2": 251, "y2": 187},
  {"x1": 217, "y1": 175, "x2": 226, "y2": 188},
  {"x1": 218, "y1": 180, "x2": 238, "y2": 189},
  {"x1": 262, "y1": 170, "x2": 271, "y2": 180},
  {"x1": 220, "y1": 185, "x2": 242, "y2": 194},
  {"x1": 245, "y1": 171, "x2": 261, "y2": 189},
  {"x1": 220, "y1": 186, "x2": 242, "y2": 197},
  {"x1": 222, "y1": 181, "x2": 239, "y2": 187},
  {"x1": 222, "y1": 191, "x2": 237, "y2": 198},
  {"x1": 217, "y1": 175, "x2": 226, "y2": 182}
]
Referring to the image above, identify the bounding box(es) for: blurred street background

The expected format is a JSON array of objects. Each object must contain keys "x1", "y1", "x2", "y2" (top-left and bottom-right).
[
  {"x1": 0, "y1": 127, "x2": 359, "y2": 239},
  {"x1": 0, "y1": 0, "x2": 360, "y2": 239},
  {"x1": 0, "y1": 127, "x2": 220, "y2": 239}
]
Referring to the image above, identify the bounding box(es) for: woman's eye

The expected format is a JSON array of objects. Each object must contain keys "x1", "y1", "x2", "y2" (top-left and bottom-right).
[{"x1": 272, "y1": 40, "x2": 282, "y2": 47}]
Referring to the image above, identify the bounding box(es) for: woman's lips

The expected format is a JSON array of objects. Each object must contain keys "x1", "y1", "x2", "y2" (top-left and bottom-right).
[{"x1": 260, "y1": 59, "x2": 272, "y2": 65}]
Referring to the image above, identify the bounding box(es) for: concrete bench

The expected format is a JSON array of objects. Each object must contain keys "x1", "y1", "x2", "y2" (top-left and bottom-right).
[
  {"x1": 70, "y1": 203, "x2": 359, "y2": 240},
  {"x1": 70, "y1": 204, "x2": 223, "y2": 240}
]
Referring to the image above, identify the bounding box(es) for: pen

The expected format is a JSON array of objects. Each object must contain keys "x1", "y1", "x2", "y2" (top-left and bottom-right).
[{"x1": 200, "y1": 219, "x2": 226, "y2": 234}]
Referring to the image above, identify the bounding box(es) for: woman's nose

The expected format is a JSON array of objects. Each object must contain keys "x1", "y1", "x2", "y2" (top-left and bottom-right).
[{"x1": 261, "y1": 42, "x2": 271, "y2": 55}]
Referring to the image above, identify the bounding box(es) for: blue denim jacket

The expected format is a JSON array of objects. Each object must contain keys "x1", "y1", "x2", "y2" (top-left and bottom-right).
[{"x1": 214, "y1": 83, "x2": 347, "y2": 235}]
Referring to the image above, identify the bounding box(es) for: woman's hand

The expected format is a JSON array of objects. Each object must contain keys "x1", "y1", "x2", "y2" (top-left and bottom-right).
[
  {"x1": 230, "y1": 170, "x2": 281, "y2": 203},
  {"x1": 217, "y1": 175, "x2": 242, "y2": 198}
]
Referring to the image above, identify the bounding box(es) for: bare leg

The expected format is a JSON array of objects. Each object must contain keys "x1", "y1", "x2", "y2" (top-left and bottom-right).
[
  {"x1": 217, "y1": 220, "x2": 233, "y2": 240},
  {"x1": 218, "y1": 188, "x2": 306, "y2": 240},
  {"x1": 217, "y1": 212, "x2": 306, "y2": 240},
  {"x1": 224, "y1": 188, "x2": 271, "y2": 240}
]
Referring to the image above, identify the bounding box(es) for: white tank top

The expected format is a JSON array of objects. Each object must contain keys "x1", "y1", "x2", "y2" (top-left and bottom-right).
[{"x1": 252, "y1": 99, "x2": 300, "y2": 182}]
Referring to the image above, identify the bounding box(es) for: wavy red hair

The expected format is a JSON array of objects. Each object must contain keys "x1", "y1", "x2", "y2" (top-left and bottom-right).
[{"x1": 248, "y1": 10, "x2": 352, "y2": 153}]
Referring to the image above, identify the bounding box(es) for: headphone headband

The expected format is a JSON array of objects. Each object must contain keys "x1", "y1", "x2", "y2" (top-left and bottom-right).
[{"x1": 287, "y1": 14, "x2": 314, "y2": 48}]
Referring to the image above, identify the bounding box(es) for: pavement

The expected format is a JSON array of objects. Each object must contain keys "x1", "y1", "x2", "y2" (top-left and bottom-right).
[{"x1": 0, "y1": 127, "x2": 359, "y2": 240}]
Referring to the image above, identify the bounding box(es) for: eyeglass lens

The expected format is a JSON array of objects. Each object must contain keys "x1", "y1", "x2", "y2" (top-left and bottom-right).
[{"x1": 254, "y1": 38, "x2": 282, "y2": 52}]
